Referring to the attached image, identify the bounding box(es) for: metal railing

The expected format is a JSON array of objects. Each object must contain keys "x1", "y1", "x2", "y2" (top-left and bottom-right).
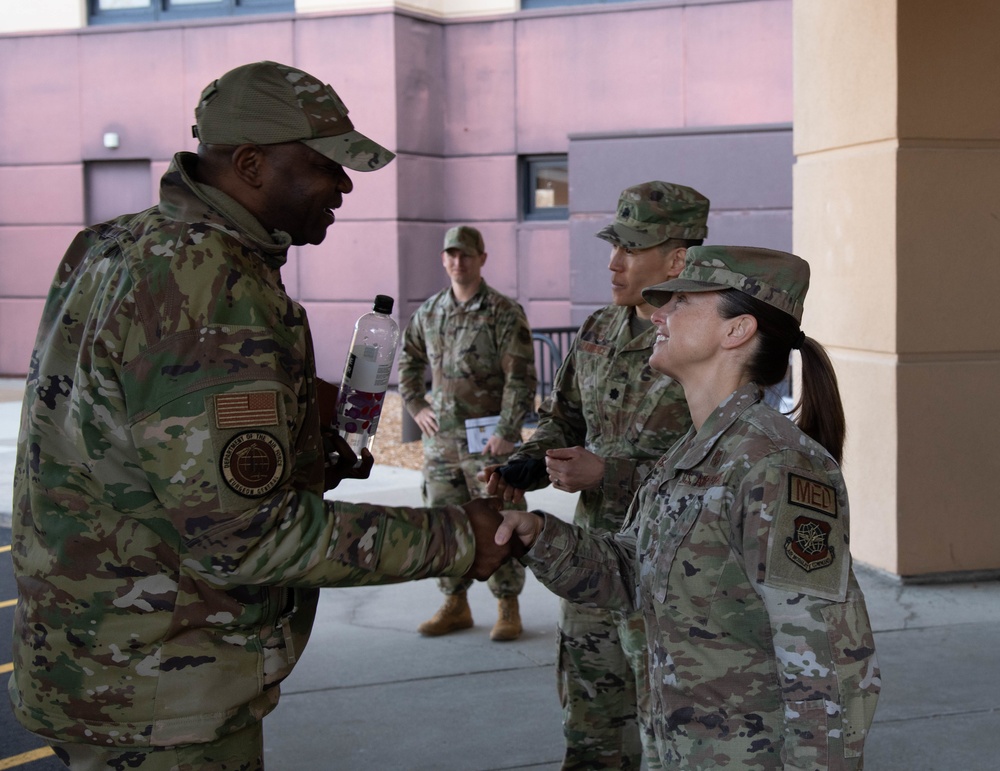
[{"x1": 528, "y1": 326, "x2": 578, "y2": 425}]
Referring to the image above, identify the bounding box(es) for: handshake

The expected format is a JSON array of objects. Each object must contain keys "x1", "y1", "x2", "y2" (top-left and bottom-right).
[{"x1": 461, "y1": 498, "x2": 546, "y2": 581}]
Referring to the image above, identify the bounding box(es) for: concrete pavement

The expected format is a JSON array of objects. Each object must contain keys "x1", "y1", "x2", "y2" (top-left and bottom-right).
[{"x1": 3, "y1": 379, "x2": 1000, "y2": 769}]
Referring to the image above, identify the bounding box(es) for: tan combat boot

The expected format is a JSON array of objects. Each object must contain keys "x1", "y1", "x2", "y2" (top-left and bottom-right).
[
  {"x1": 417, "y1": 592, "x2": 473, "y2": 636},
  {"x1": 490, "y1": 596, "x2": 522, "y2": 641}
]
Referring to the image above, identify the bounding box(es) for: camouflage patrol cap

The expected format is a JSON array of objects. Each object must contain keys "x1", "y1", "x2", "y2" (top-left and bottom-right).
[
  {"x1": 596, "y1": 181, "x2": 709, "y2": 249},
  {"x1": 443, "y1": 225, "x2": 485, "y2": 256},
  {"x1": 193, "y1": 60, "x2": 394, "y2": 172},
  {"x1": 642, "y1": 245, "x2": 810, "y2": 322}
]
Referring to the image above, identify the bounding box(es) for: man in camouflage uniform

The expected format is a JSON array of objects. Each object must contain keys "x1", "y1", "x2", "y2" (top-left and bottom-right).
[
  {"x1": 400, "y1": 226, "x2": 536, "y2": 641},
  {"x1": 482, "y1": 182, "x2": 709, "y2": 769},
  {"x1": 496, "y1": 245, "x2": 881, "y2": 769},
  {"x1": 8, "y1": 61, "x2": 511, "y2": 770}
]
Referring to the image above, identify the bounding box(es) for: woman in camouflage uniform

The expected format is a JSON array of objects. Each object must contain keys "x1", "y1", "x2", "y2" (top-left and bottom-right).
[{"x1": 498, "y1": 245, "x2": 880, "y2": 769}]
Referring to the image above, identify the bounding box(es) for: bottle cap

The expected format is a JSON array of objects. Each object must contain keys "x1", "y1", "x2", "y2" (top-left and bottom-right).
[{"x1": 373, "y1": 295, "x2": 394, "y2": 314}]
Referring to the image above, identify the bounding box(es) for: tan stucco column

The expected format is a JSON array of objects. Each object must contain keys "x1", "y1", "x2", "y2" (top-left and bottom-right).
[{"x1": 793, "y1": 0, "x2": 1000, "y2": 578}]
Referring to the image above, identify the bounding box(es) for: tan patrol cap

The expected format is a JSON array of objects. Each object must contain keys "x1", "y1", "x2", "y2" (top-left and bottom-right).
[{"x1": 443, "y1": 226, "x2": 485, "y2": 256}]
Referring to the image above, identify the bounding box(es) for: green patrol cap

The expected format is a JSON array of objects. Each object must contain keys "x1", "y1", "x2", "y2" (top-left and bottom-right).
[
  {"x1": 443, "y1": 225, "x2": 485, "y2": 256},
  {"x1": 193, "y1": 60, "x2": 394, "y2": 172},
  {"x1": 642, "y1": 245, "x2": 810, "y2": 323},
  {"x1": 595, "y1": 181, "x2": 710, "y2": 249}
]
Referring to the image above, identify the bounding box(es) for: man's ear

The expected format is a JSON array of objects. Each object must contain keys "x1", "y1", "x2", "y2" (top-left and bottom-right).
[
  {"x1": 666, "y1": 246, "x2": 687, "y2": 279},
  {"x1": 230, "y1": 144, "x2": 266, "y2": 189},
  {"x1": 721, "y1": 313, "x2": 758, "y2": 350}
]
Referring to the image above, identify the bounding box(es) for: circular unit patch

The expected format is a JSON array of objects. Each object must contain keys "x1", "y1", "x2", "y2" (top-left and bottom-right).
[{"x1": 220, "y1": 431, "x2": 285, "y2": 498}]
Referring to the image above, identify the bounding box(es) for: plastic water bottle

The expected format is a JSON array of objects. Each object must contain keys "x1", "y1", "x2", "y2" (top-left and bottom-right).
[{"x1": 334, "y1": 295, "x2": 400, "y2": 462}]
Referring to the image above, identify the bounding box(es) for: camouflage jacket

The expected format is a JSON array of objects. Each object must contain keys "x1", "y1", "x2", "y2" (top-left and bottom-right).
[
  {"x1": 525, "y1": 385, "x2": 880, "y2": 769},
  {"x1": 510, "y1": 305, "x2": 690, "y2": 532},
  {"x1": 8, "y1": 152, "x2": 475, "y2": 749},
  {"x1": 398, "y1": 280, "x2": 536, "y2": 442}
]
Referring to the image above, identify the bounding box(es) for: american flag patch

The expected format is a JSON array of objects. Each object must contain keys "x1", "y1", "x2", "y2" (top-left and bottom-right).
[{"x1": 214, "y1": 391, "x2": 279, "y2": 429}]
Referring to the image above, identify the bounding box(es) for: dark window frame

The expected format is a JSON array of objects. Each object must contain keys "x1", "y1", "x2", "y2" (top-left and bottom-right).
[
  {"x1": 521, "y1": 154, "x2": 569, "y2": 222},
  {"x1": 89, "y1": 0, "x2": 293, "y2": 25}
]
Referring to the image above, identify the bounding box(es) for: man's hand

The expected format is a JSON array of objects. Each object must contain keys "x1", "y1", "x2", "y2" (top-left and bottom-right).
[
  {"x1": 495, "y1": 509, "x2": 545, "y2": 551},
  {"x1": 545, "y1": 447, "x2": 605, "y2": 493},
  {"x1": 413, "y1": 406, "x2": 439, "y2": 437},
  {"x1": 462, "y1": 497, "x2": 515, "y2": 580},
  {"x1": 478, "y1": 464, "x2": 527, "y2": 504},
  {"x1": 483, "y1": 434, "x2": 516, "y2": 457},
  {"x1": 323, "y1": 430, "x2": 374, "y2": 490},
  {"x1": 316, "y1": 378, "x2": 340, "y2": 428}
]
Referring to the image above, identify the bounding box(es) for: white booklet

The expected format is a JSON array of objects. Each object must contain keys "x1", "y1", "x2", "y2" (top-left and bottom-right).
[{"x1": 465, "y1": 415, "x2": 501, "y2": 454}]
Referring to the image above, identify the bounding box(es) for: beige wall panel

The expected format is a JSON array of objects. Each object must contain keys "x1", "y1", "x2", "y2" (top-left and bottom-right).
[
  {"x1": 896, "y1": 357, "x2": 1000, "y2": 575},
  {"x1": 897, "y1": 0, "x2": 1000, "y2": 141},
  {"x1": 792, "y1": 0, "x2": 897, "y2": 155},
  {"x1": 896, "y1": 147, "x2": 1000, "y2": 354},
  {"x1": 793, "y1": 145, "x2": 897, "y2": 352},
  {"x1": 832, "y1": 350, "x2": 899, "y2": 573}
]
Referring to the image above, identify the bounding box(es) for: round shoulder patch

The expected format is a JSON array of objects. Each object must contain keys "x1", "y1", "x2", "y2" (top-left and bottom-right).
[{"x1": 220, "y1": 431, "x2": 285, "y2": 498}]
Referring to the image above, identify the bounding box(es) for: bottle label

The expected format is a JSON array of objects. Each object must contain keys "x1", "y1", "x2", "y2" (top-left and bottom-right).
[
  {"x1": 343, "y1": 346, "x2": 391, "y2": 392},
  {"x1": 335, "y1": 386, "x2": 385, "y2": 437}
]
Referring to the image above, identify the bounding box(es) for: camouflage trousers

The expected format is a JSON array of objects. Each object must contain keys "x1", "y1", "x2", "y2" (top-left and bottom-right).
[
  {"x1": 422, "y1": 431, "x2": 525, "y2": 597},
  {"x1": 557, "y1": 600, "x2": 661, "y2": 771},
  {"x1": 50, "y1": 721, "x2": 263, "y2": 770}
]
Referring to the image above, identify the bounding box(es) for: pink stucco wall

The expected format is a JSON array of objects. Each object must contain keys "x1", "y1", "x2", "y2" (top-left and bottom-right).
[{"x1": 0, "y1": 0, "x2": 792, "y2": 378}]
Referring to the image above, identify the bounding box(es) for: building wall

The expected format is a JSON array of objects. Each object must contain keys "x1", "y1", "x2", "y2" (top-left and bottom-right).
[{"x1": 0, "y1": 0, "x2": 793, "y2": 382}]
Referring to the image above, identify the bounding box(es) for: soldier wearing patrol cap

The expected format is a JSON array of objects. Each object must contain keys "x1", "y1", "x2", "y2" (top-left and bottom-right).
[
  {"x1": 8, "y1": 61, "x2": 513, "y2": 769},
  {"x1": 400, "y1": 225, "x2": 537, "y2": 642},
  {"x1": 482, "y1": 181, "x2": 708, "y2": 769},
  {"x1": 497, "y1": 245, "x2": 881, "y2": 769}
]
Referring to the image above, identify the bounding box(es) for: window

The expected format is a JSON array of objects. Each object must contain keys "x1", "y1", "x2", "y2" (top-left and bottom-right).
[
  {"x1": 89, "y1": 0, "x2": 293, "y2": 25},
  {"x1": 522, "y1": 155, "x2": 569, "y2": 221}
]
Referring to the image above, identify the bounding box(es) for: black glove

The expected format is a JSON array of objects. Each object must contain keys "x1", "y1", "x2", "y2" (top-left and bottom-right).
[{"x1": 496, "y1": 457, "x2": 548, "y2": 489}]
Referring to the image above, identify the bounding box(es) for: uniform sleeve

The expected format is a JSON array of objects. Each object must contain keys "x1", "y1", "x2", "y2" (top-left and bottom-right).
[
  {"x1": 513, "y1": 339, "x2": 587, "y2": 460},
  {"x1": 492, "y1": 303, "x2": 537, "y2": 442},
  {"x1": 522, "y1": 510, "x2": 638, "y2": 612},
  {"x1": 740, "y1": 455, "x2": 881, "y2": 769},
  {"x1": 398, "y1": 309, "x2": 431, "y2": 418},
  {"x1": 123, "y1": 323, "x2": 474, "y2": 590}
]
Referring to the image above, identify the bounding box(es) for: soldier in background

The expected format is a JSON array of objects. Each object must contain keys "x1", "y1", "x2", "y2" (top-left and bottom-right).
[
  {"x1": 496, "y1": 245, "x2": 881, "y2": 769},
  {"x1": 400, "y1": 226, "x2": 537, "y2": 641},
  {"x1": 8, "y1": 61, "x2": 511, "y2": 770},
  {"x1": 482, "y1": 182, "x2": 708, "y2": 769}
]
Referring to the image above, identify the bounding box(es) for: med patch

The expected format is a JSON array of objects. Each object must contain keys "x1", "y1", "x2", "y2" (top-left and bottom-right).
[{"x1": 788, "y1": 473, "x2": 837, "y2": 518}]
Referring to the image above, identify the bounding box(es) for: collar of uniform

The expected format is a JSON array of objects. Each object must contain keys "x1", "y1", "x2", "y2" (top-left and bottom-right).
[
  {"x1": 447, "y1": 279, "x2": 489, "y2": 311},
  {"x1": 618, "y1": 306, "x2": 657, "y2": 353},
  {"x1": 163, "y1": 152, "x2": 292, "y2": 270},
  {"x1": 670, "y1": 383, "x2": 762, "y2": 473}
]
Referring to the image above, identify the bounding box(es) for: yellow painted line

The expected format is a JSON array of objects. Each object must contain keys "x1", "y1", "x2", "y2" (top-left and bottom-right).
[
  {"x1": 0, "y1": 662, "x2": 11, "y2": 674},
  {"x1": 0, "y1": 746, "x2": 56, "y2": 769},
  {"x1": 0, "y1": 544, "x2": 11, "y2": 553},
  {"x1": 0, "y1": 599, "x2": 15, "y2": 609}
]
